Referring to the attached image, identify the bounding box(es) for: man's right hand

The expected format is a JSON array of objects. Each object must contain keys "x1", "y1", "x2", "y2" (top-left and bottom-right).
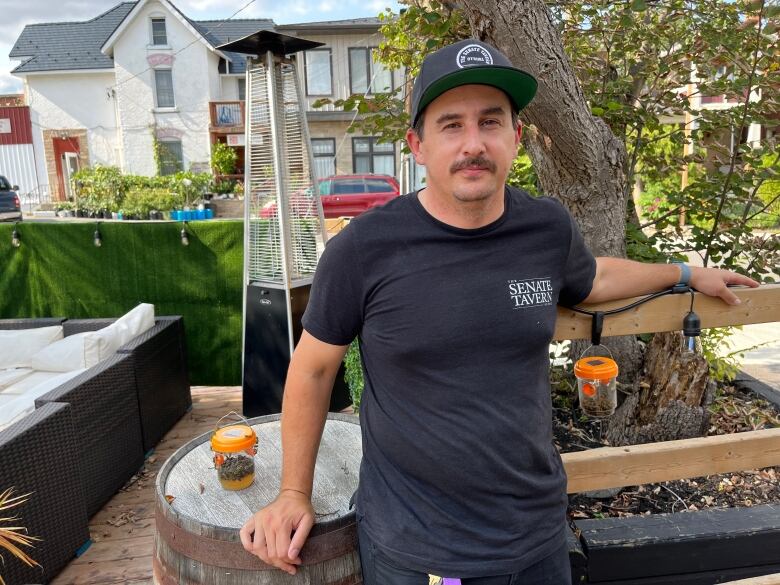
[{"x1": 239, "y1": 489, "x2": 315, "y2": 575}]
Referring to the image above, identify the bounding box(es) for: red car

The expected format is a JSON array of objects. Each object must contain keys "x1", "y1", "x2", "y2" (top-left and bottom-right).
[{"x1": 260, "y1": 174, "x2": 400, "y2": 219}]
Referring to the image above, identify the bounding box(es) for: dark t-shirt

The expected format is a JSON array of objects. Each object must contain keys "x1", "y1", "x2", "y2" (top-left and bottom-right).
[{"x1": 302, "y1": 186, "x2": 596, "y2": 577}]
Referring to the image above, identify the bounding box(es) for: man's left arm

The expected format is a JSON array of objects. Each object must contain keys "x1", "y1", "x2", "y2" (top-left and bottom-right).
[{"x1": 583, "y1": 257, "x2": 760, "y2": 306}]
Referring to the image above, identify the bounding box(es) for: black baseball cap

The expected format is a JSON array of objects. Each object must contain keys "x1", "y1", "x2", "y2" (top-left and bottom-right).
[{"x1": 410, "y1": 39, "x2": 537, "y2": 127}]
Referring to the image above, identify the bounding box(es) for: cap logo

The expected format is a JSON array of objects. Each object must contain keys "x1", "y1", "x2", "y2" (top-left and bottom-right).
[{"x1": 456, "y1": 44, "x2": 494, "y2": 68}]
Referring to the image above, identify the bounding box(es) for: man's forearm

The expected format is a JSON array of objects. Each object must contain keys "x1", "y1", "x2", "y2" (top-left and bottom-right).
[
  {"x1": 279, "y1": 364, "x2": 336, "y2": 497},
  {"x1": 584, "y1": 257, "x2": 683, "y2": 304}
]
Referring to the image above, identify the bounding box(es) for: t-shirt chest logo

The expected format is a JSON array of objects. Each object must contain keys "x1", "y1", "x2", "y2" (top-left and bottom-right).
[{"x1": 508, "y1": 277, "x2": 554, "y2": 308}]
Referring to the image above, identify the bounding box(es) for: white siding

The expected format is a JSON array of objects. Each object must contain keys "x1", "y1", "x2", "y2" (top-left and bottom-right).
[{"x1": 0, "y1": 144, "x2": 38, "y2": 197}]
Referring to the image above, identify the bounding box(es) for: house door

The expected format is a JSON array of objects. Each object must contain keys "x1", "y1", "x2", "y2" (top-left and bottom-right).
[
  {"x1": 53, "y1": 136, "x2": 80, "y2": 200},
  {"x1": 62, "y1": 153, "x2": 79, "y2": 199}
]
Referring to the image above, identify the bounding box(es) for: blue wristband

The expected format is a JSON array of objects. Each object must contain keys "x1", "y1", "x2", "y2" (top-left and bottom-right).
[{"x1": 673, "y1": 261, "x2": 691, "y2": 286}]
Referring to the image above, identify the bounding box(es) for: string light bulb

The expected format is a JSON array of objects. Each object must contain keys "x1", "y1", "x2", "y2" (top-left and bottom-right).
[
  {"x1": 93, "y1": 224, "x2": 102, "y2": 247},
  {"x1": 11, "y1": 222, "x2": 21, "y2": 248},
  {"x1": 682, "y1": 291, "x2": 701, "y2": 353},
  {"x1": 180, "y1": 221, "x2": 189, "y2": 246}
]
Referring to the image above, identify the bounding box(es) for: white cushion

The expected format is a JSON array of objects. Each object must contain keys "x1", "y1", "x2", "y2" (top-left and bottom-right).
[
  {"x1": 0, "y1": 326, "x2": 64, "y2": 369},
  {"x1": 0, "y1": 394, "x2": 34, "y2": 432},
  {"x1": 0, "y1": 368, "x2": 34, "y2": 390},
  {"x1": 30, "y1": 332, "x2": 91, "y2": 372},
  {"x1": 0, "y1": 369, "x2": 86, "y2": 431},
  {"x1": 83, "y1": 327, "x2": 124, "y2": 367},
  {"x1": 0, "y1": 371, "x2": 69, "y2": 395},
  {"x1": 113, "y1": 303, "x2": 156, "y2": 347},
  {"x1": 81, "y1": 304, "x2": 155, "y2": 365}
]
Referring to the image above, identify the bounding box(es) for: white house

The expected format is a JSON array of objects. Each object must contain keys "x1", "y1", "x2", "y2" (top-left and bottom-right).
[{"x1": 9, "y1": 2, "x2": 404, "y2": 201}]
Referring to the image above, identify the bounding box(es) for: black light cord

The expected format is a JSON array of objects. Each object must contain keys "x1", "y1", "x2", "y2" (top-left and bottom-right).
[{"x1": 564, "y1": 285, "x2": 696, "y2": 346}]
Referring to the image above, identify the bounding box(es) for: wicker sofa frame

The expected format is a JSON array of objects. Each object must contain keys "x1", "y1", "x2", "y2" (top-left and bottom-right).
[
  {"x1": 0, "y1": 316, "x2": 191, "y2": 584},
  {"x1": 62, "y1": 316, "x2": 192, "y2": 452}
]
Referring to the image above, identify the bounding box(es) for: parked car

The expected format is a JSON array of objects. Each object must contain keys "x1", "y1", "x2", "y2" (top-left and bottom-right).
[
  {"x1": 260, "y1": 174, "x2": 401, "y2": 219},
  {"x1": 0, "y1": 175, "x2": 22, "y2": 222}
]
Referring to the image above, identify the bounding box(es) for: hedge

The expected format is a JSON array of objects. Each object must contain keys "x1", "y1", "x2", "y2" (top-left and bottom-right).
[{"x1": 0, "y1": 220, "x2": 244, "y2": 385}]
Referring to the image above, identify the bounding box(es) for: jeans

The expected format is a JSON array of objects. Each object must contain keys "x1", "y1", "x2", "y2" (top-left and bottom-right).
[{"x1": 357, "y1": 518, "x2": 572, "y2": 585}]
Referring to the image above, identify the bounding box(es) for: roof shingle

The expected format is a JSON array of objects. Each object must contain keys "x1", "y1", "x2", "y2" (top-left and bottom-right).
[{"x1": 10, "y1": 3, "x2": 136, "y2": 74}]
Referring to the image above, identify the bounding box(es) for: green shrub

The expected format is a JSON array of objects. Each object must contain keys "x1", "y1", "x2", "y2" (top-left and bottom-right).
[
  {"x1": 211, "y1": 142, "x2": 238, "y2": 176},
  {"x1": 214, "y1": 179, "x2": 237, "y2": 195},
  {"x1": 750, "y1": 177, "x2": 780, "y2": 229},
  {"x1": 122, "y1": 188, "x2": 183, "y2": 218},
  {"x1": 344, "y1": 340, "x2": 364, "y2": 410},
  {"x1": 72, "y1": 165, "x2": 127, "y2": 212}
]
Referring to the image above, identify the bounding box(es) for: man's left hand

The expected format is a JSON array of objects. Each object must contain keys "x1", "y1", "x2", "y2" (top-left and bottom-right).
[{"x1": 689, "y1": 267, "x2": 760, "y2": 305}]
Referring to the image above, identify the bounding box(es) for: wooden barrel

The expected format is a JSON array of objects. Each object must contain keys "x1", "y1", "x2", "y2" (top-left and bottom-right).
[{"x1": 154, "y1": 412, "x2": 363, "y2": 584}]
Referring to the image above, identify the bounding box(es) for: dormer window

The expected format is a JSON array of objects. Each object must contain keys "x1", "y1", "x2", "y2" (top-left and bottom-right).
[{"x1": 151, "y1": 17, "x2": 167, "y2": 46}]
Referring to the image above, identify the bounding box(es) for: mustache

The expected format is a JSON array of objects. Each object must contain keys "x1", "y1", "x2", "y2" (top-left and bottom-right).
[{"x1": 450, "y1": 156, "x2": 497, "y2": 174}]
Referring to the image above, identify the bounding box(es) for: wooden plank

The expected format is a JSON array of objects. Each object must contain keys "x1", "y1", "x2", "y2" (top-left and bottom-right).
[
  {"x1": 325, "y1": 217, "x2": 350, "y2": 236},
  {"x1": 553, "y1": 284, "x2": 780, "y2": 341},
  {"x1": 577, "y1": 504, "x2": 780, "y2": 582},
  {"x1": 50, "y1": 556, "x2": 155, "y2": 585},
  {"x1": 71, "y1": 535, "x2": 154, "y2": 565},
  {"x1": 586, "y1": 565, "x2": 780, "y2": 585},
  {"x1": 563, "y1": 428, "x2": 780, "y2": 493},
  {"x1": 721, "y1": 573, "x2": 780, "y2": 585}
]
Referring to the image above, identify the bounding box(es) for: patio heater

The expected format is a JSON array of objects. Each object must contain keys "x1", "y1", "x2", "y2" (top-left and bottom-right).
[{"x1": 217, "y1": 31, "x2": 347, "y2": 416}]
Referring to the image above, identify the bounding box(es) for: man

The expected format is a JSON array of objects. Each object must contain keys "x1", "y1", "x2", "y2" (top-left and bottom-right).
[{"x1": 240, "y1": 39, "x2": 758, "y2": 583}]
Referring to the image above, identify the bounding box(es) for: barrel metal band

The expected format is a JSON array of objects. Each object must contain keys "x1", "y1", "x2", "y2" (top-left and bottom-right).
[{"x1": 155, "y1": 505, "x2": 358, "y2": 570}]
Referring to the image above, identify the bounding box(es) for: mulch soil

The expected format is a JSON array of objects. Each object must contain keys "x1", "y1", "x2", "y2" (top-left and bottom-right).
[{"x1": 554, "y1": 383, "x2": 780, "y2": 519}]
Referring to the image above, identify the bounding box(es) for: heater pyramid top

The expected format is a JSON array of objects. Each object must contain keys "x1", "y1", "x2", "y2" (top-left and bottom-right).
[{"x1": 216, "y1": 30, "x2": 324, "y2": 57}]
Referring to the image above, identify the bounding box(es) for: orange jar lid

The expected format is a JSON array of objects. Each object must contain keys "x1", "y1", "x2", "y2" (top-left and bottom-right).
[
  {"x1": 574, "y1": 356, "x2": 619, "y2": 381},
  {"x1": 211, "y1": 424, "x2": 256, "y2": 453}
]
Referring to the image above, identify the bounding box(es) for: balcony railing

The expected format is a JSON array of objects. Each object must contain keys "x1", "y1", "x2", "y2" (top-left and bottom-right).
[{"x1": 210, "y1": 101, "x2": 245, "y2": 128}]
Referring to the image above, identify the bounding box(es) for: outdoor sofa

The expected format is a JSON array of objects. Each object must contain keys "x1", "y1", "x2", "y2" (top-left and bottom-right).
[{"x1": 0, "y1": 310, "x2": 191, "y2": 584}]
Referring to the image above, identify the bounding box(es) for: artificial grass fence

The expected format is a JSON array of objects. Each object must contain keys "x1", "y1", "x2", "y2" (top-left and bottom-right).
[{"x1": 0, "y1": 220, "x2": 244, "y2": 385}]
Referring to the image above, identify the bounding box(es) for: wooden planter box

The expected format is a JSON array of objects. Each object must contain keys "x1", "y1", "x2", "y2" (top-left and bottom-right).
[{"x1": 571, "y1": 504, "x2": 780, "y2": 584}]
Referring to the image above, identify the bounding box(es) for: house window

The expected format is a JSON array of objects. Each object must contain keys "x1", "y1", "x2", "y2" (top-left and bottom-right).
[
  {"x1": 304, "y1": 49, "x2": 332, "y2": 96},
  {"x1": 311, "y1": 138, "x2": 336, "y2": 178},
  {"x1": 352, "y1": 137, "x2": 395, "y2": 175},
  {"x1": 151, "y1": 17, "x2": 167, "y2": 46},
  {"x1": 349, "y1": 47, "x2": 392, "y2": 94},
  {"x1": 154, "y1": 69, "x2": 175, "y2": 108},
  {"x1": 158, "y1": 140, "x2": 183, "y2": 175},
  {"x1": 238, "y1": 78, "x2": 246, "y2": 101}
]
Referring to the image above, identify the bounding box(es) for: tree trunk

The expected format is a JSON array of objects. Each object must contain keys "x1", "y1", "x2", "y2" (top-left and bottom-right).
[
  {"x1": 606, "y1": 331, "x2": 714, "y2": 446},
  {"x1": 457, "y1": 0, "x2": 644, "y2": 382}
]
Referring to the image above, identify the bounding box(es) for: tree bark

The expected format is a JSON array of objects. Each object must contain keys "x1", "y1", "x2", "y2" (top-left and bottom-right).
[
  {"x1": 606, "y1": 332, "x2": 714, "y2": 446},
  {"x1": 457, "y1": 0, "x2": 644, "y2": 382}
]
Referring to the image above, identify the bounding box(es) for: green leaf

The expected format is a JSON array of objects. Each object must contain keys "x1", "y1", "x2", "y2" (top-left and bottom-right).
[
  {"x1": 591, "y1": 106, "x2": 606, "y2": 116},
  {"x1": 631, "y1": 0, "x2": 647, "y2": 11}
]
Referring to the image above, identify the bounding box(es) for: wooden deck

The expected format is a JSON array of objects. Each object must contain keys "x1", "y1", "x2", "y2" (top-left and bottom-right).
[{"x1": 52, "y1": 386, "x2": 242, "y2": 585}]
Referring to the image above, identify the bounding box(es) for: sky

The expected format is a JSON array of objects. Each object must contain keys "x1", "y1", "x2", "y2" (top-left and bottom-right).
[{"x1": 0, "y1": 0, "x2": 402, "y2": 94}]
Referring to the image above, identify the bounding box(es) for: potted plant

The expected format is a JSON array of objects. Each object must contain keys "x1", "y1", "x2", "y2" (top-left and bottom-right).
[{"x1": 0, "y1": 488, "x2": 40, "y2": 585}]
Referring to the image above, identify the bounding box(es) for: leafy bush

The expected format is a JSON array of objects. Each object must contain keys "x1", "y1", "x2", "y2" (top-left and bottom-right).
[
  {"x1": 214, "y1": 179, "x2": 237, "y2": 195},
  {"x1": 211, "y1": 142, "x2": 238, "y2": 176},
  {"x1": 72, "y1": 165, "x2": 126, "y2": 212},
  {"x1": 749, "y1": 154, "x2": 780, "y2": 229},
  {"x1": 507, "y1": 153, "x2": 539, "y2": 196},
  {"x1": 122, "y1": 188, "x2": 183, "y2": 218},
  {"x1": 71, "y1": 166, "x2": 212, "y2": 214},
  {"x1": 344, "y1": 339, "x2": 364, "y2": 411}
]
